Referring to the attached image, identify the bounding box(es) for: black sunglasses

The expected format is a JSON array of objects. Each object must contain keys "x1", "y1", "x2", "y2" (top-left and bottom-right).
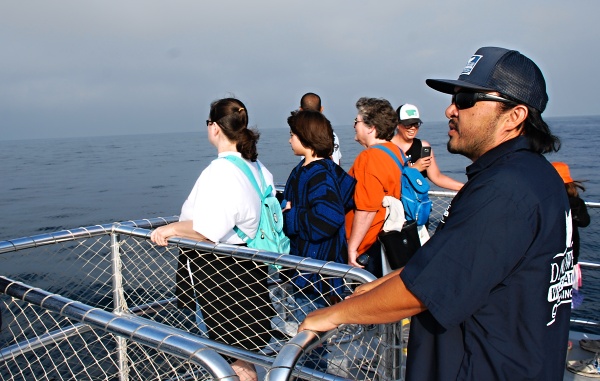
[
  {"x1": 401, "y1": 122, "x2": 422, "y2": 129},
  {"x1": 452, "y1": 92, "x2": 515, "y2": 110}
]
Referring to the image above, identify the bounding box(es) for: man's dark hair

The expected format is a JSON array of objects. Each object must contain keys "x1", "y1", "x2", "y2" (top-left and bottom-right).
[
  {"x1": 499, "y1": 98, "x2": 560, "y2": 154},
  {"x1": 356, "y1": 97, "x2": 398, "y2": 141},
  {"x1": 300, "y1": 92, "x2": 322, "y2": 112}
]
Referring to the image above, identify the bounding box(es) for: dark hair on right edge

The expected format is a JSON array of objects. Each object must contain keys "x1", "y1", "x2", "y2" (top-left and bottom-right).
[
  {"x1": 209, "y1": 98, "x2": 260, "y2": 161},
  {"x1": 499, "y1": 99, "x2": 560, "y2": 154},
  {"x1": 566, "y1": 181, "x2": 586, "y2": 198},
  {"x1": 288, "y1": 110, "x2": 334, "y2": 158}
]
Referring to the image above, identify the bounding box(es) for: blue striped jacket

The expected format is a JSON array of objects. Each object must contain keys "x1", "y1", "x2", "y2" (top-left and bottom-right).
[{"x1": 283, "y1": 158, "x2": 356, "y2": 295}]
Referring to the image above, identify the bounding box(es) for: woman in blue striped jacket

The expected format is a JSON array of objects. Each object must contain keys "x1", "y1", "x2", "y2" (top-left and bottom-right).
[{"x1": 282, "y1": 110, "x2": 356, "y2": 344}]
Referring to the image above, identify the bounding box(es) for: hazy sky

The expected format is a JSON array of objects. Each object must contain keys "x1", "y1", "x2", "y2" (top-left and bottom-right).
[{"x1": 2, "y1": 1, "x2": 599, "y2": 140}]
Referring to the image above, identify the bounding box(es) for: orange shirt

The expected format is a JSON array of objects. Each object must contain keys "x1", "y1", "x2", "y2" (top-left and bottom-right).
[{"x1": 346, "y1": 142, "x2": 403, "y2": 254}]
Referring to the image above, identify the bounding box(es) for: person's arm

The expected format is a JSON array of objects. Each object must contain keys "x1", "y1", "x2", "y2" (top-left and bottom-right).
[
  {"x1": 299, "y1": 271, "x2": 426, "y2": 332},
  {"x1": 150, "y1": 220, "x2": 209, "y2": 246},
  {"x1": 423, "y1": 145, "x2": 463, "y2": 191},
  {"x1": 572, "y1": 197, "x2": 591, "y2": 227},
  {"x1": 347, "y1": 268, "x2": 403, "y2": 298},
  {"x1": 347, "y1": 210, "x2": 377, "y2": 267}
]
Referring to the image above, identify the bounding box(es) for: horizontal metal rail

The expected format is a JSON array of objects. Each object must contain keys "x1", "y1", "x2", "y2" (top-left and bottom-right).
[
  {"x1": 579, "y1": 261, "x2": 600, "y2": 270},
  {"x1": 0, "y1": 216, "x2": 178, "y2": 254},
  {"x1": 1, "y1": 297, "x2": 181, "y2": 360},
  {"x1": 113, "y1": 225, "x2": 377, "y2": 284},
  {"x1": 428, "y1": 190, "x2": 457, "y2": 198},
  {"x1": 0, "y1": 276, "x2": 237, "y2": 381},
  {"x1": 0, "y1": 321, "x2": 92, "y2": 362}
]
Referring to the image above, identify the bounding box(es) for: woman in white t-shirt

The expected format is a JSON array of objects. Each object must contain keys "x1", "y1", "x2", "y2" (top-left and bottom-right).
[{"x1": 151, "y1": 98, "x2": 275, "y2": 381}]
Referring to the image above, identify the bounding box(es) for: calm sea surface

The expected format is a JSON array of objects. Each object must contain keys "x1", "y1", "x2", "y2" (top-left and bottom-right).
[
  {"x1": 1, "y1": 115, "x2": 600, "y2": 325},
  {"x1": 1, "y1": 115, "x2": 598, "y2": 240}
]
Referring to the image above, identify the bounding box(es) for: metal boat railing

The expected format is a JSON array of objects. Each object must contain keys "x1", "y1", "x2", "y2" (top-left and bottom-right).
[
  {"x1": 114, "y1": 225, "x2": 381, "y2": 381},
  {"x1": 1, "y1": 193, "x2": 599, "y2": 380},
  {"x1": 1, "y1": 218, "x2": 383, "y2": 380},
  {"x1": 0, "y1": 276, "x2": 236, "y2": 381}
]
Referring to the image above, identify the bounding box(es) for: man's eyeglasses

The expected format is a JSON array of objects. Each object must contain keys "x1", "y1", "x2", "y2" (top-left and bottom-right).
[
  {"x1": 402, "y1": 122, "x2": 422, "y2": 129},
  {"x1": 452, "y1": 92, "x2": 515, "y2": 110}
]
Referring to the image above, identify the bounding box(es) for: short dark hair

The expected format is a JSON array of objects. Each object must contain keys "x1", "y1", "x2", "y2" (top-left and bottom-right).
[
  {"x1": 287, "y1": 110, "x2": 333, "y2": 158},
  {"x1": 300, "y1": 93, "x2": 322, "y2": 112},
  {"x1": 356, "y1": 97, "x2": 398, "y2": 141}
]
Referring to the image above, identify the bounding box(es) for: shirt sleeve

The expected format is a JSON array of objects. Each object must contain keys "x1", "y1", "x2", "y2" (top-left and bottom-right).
[{"x1": 351, "y1": 151, "x2": 386, "y2": 211}]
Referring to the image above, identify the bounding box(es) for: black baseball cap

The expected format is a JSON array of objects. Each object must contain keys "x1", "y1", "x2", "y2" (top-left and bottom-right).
[{"x1": 426, "y1": 47, "x2": 548, "y2": 112}]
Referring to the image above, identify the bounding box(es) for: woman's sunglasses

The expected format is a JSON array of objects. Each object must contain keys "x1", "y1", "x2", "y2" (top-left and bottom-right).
[{"x1": 452, "y1": 92, "x2": 515, "y2": 110}]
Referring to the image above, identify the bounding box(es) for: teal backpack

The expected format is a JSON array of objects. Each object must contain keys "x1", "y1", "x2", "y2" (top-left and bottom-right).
[
  {"x1": 223, "y1": 156, "x2": 290, "y2": 254},
  {"x1": 372, "y1": 145, "x2": 432, "y2": 226}
]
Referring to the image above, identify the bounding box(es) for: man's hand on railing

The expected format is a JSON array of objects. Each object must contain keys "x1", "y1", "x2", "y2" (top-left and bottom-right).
[{"x1": 298, "y1": 305, "x2": 341, "y2": 334}]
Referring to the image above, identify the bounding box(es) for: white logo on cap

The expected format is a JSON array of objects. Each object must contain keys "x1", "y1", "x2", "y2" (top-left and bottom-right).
[{"x1": 461, "y1": 55, "x2": 482, "y2": 76}]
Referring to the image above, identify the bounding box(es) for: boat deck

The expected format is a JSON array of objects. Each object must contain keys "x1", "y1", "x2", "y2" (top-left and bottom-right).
[{"x1": 565, "y1": 331, "x2": 600, "y2": 380}]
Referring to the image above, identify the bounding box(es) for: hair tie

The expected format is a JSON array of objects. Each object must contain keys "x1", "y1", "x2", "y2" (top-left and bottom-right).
[{"x1": 238, "y1": 107, "x2": 245, "y2": 113}]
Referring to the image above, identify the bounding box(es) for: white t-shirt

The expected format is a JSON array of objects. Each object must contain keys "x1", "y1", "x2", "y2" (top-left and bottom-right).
[
  {"x1": 331, "y1": 131, "x2": 342, "y2": 165},
  {"x1": 179, "y1": 151, "x2": 275, "y2": 244}
]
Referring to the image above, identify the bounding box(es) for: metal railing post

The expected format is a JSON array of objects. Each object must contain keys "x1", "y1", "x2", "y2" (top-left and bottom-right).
[{"x1": 111, "y1": 232, "x2": 129, "y2": 381}]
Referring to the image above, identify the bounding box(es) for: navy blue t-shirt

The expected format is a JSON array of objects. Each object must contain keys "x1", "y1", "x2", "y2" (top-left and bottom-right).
[{"x1": 401, "y1": 137, "x2": 572, "y2": 381}]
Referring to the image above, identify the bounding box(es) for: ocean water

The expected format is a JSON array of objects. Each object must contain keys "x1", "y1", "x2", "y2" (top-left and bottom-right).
[
  {"x1": 1, "y1": 115, "x2": 600, "y2": 330},
  {"x1": 1, "y1": 115, "x2": 599, "y2": 240}
]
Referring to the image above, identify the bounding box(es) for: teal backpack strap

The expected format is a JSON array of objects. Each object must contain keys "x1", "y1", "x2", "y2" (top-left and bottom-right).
[
  {"x1": 223, "y1": 156, "x2": 262, "y2": 195},
  {"x1": 222, "y1": 155, "x2": 273, "y2": 241},
  {"x1": 254, "y1": 161, "x2": 273, "y2": 196},
  {"x1": 372, "y1": 145, "x2": 406, "y2": 168},
  {"x1": 223, "y1": 156, "x2": 273, "y2": 197}
]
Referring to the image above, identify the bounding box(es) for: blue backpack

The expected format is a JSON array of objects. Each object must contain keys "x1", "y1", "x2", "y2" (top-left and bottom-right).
[
  {"x1": 223, "y1": 156, "x2": 290, "y2": 253},
  {"x1": 372, "y1": 145, "x2": 432, "y2": 226}
]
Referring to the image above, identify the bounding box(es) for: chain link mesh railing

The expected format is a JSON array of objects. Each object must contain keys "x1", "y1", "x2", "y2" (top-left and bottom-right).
[
  {"x1": 0, "y1": 276, "x2": 236, "y2": 381},
  {"x1": 0, "y1": 218, "x2": 385, "y2": 380},
  {"x1": 1, "y1": 195, "x2": 599, "y2": 380},
  {"x1": 0, "y1": 218, "x2": 239, "y2": 381}
]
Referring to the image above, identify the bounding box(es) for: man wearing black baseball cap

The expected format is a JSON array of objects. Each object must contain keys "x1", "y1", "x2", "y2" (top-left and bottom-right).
[{"x1": 300, "y1": 47, "x2": 571, "y2": 381}]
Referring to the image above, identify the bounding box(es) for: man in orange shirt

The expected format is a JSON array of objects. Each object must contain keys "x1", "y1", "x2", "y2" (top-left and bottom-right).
[{"x1": 346, "y1": 97, "x2": 403, "y2": 277}]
